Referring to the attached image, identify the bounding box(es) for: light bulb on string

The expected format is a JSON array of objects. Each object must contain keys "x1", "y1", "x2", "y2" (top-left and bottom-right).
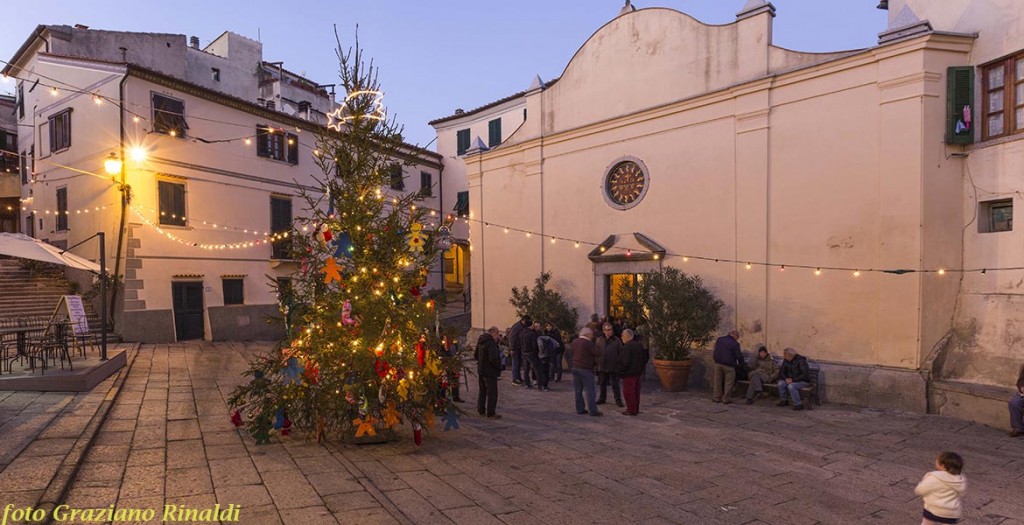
[
  {"x1": 937, "y1": 269, "x2": 946, "y2": 276},
  {"x1": 853, "y1": 270, "x2": 861, "y2": 277},
  {"x1": 746, "y1": 263, "x2": 752, "y2": 270},
  {"x1": 814, "y1": 268, "x2": 822, "y2": 276}
]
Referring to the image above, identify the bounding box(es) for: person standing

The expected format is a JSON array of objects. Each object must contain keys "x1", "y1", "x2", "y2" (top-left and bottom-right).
[
  {"x1": 508, "y1": 316, "x2": 532, "y2": 386},
  {"x1": 596, "y1": 323, "x2": 623, "y2": 407},
  {"x1": 475, "y1": 327, "x2": 503, "y2": 419},
  {"x1": 571, "y1": 327, "x2": 602, "y2": 416},
  {"x1": 915, "y1": 451, "x2": 967, "y2": 524},
  {"x1": 1009, "y1": 363, "x2": 1024, "y2": 437},
  {"x1": 544, "y1": 322, "x2": 565, "y2": 383},
  {"x1": 776, "y1": 347, "x2": 811, "y2": 410},
  {"x1": 520, "y1": 322, "x2": 548, "y2": 391},
  {"x1": 745, "y1": 345, "x2": 779, "y2": 404},
  {"x1": 617, "y1": 329, "x2": 649, "y2": 416},
  {"x1": 711, "y1": 330, "x2": 743, "y2": 404}
]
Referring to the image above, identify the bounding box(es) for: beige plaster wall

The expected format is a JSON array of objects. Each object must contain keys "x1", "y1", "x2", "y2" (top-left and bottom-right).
[{"x1": 469, "y1": 9, "x2": 972, "y2": 379}]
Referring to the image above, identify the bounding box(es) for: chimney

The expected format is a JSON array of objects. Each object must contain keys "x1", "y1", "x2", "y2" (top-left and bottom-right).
[
  {"x1": 119, "y1": 47, "x2": 127, "y2": 62},
  {"x1": 190, "y1": 36, "x2": 200, "y2": 49}
]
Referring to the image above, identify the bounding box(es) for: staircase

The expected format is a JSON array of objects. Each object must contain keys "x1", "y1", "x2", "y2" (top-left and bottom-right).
[{"x1": 0, "y1": 257, "x2": 103, "y2": 327}]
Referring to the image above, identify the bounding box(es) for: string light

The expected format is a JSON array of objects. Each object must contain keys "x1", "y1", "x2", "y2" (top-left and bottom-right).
[{"x1": 2, "y1": 69, "x2": 1013, "y2": 279}]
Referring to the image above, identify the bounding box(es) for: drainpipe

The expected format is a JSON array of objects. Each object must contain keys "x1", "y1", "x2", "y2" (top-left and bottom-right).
[{"x1": 109, "y1": 66, "x2": 129, "y2": 330}]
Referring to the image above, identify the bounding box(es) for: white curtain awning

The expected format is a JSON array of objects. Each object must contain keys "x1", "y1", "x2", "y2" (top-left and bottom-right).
[{"x1": 0, "y1": 233, "x2": 102, "y2": 273}]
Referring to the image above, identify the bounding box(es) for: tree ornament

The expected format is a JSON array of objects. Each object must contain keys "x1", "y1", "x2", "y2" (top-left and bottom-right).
[
  {"x1": 443, "y1": 410, "x2": 460, "y2": 432},
  {"x1": 410, "y1": 285, "x2": 421, "y2": 298},
  {"x1": 230, "y1": 409, "x2": 243, "y2": 427},
  {"x1": 406, "y1": 223, "x2": 426, "y2": 253},
  {"x1": 413, "y1": 422, "x2": 423, "y2": 446},
  {"x1": 341, "y1": 300, "x2": 357, "y2": 325},
  {"x1": 416, "y1": 337, "x2": 427, "y2": 368},
  {"x1": 374, "y1": 359, "x2": 391, "y2": 379},
  {"x1": 315, "y1": 223, "x2": 334, "y2": 247},
  {"x1": 397, "y1": 379, "x2": 410, "y2": 400},
  {"x1": 353, "y1": 415, "x2": 377, "y2": 437},
  {"x1": 437, "y1": 226, "x2": 452, "y2": 250},
  {"x1": 304, "y1": 360, "x2": 320, "y2": 385},
  {"x1": 274, "y1": 407, "x2": 286, "y2": 430},
  {"x1": 383, "y1": 401, "x2": 400, "y2": 429},
  {"x1": 321, "y1": 257, "x2": 343, "y2": 284},
  {"x1": 334, "y1": 231, "x2": 353, "y2": 258},
  {"x1": 282, "y1": 357, "x2": 304, "y2": 386}
]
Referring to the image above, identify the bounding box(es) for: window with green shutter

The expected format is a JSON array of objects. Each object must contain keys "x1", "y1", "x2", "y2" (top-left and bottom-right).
[
  {"x1": 456, "y1": 129, "x2": 470, "y2": 155},
  {"x1": 158, "y1": 180, "x2": 187, "y2": 226},
  {"x1": 488, "y1": 118, "x2": 501, "y2": 147},
  {"x1": 946, "y1": 66, "x2": 974, "y2": 144}
]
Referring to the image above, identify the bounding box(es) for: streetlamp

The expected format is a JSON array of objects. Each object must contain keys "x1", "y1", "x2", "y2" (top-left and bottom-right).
[{"x1": 104, "y1": 153, "x2": 122, "y2": 178}]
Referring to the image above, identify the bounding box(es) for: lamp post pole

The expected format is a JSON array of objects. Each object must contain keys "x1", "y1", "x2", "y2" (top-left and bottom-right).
[{"x1": 99, "y1": 231, "x2": 107, "y2": 361}]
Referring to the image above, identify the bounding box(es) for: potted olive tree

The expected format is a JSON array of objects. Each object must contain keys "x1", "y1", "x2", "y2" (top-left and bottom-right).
[{"x1": 617, "y1": 267, "x2": 722, "y2": 392}]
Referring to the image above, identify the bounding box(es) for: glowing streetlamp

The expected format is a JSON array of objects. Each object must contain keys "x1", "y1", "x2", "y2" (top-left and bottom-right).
[{"x1": 104, "y1": 153, "x2": 122, "y2": 176}]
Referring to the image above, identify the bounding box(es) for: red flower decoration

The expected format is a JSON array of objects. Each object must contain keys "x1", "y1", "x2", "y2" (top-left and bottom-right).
[{"x1": 374, "y1": 359, "x2": 391, "y2": 379}]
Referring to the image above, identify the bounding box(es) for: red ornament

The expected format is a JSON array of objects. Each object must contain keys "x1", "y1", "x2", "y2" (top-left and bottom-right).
[
  {"x1": 413, "y1": 422, "x2": 423, "y2": 446},
  {"x1": 304, "y1": 361, "x2": 320, "y2": 385},
  {"x1": 230, "y1": 409, "x2": 243, "y2": 427},
  {"x1": 410, "y1": 286, "x2": 421, "y2": 297},
  {"x1": 374, "y1": 359, "x2": 391, "y2": 379},
  {"x1": 281, "y1": 416, "x2": 293, "y2": 436},
  {"x1": 416, "y1": 338, "x2": 426, "y2": 368}
]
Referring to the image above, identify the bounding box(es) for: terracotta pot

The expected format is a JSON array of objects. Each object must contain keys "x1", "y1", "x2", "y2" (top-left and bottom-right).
[{"x1": 653, "y1": 358, "x2": 693, "y2": 392}]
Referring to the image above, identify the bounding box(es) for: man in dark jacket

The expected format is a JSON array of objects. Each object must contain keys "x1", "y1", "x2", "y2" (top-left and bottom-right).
[
  {"x1": 1009, "y1": 363, "x2": 1024, "y2": 437},
  {"x1": 777, "y1": 347, "x2": 811, "y2": 410},
  {"x1": 519, "y1": 322, "x2": 548, "y2": 390},
  {"x1": 508, "y1": 316, "x2": 532, "y2": 385},
  {"x1": 711, "y1": 330, "x2": 743, "y2": 404},
  {"x1": 475, "y1": 327, "x2": 503, "y2": 418},
  {"x1": 571, "y1": 327, "x2": 602, "y2": 416},
  {"x1": 596, "y1": 323, "x2": 623, "y2": 406},
  {"x1": 617, "y1": 329, "x2": 649, "y2": 416}
]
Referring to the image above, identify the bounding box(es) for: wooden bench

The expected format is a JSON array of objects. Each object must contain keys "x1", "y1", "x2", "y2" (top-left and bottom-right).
[{"x1": 733, "y1": 354, "x2": 821, "y2": 409}]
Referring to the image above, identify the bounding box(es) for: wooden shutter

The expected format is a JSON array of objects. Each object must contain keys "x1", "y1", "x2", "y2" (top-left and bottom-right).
[
  {"x1": 287, "y1": 133, "x2": 299, "y2": 165},
  {"x1": 256, "y1": 125, "x2": 269, "y2": 157},
  {"x1": 946, "y1": 66, "x2": 975, "y2": 144},
  {"x1": 488, "y1": 118, "x2": 501, "y2": 147}
]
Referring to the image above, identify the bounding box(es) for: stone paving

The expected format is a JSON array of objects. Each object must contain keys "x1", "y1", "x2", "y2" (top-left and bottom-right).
[{"x1": 15, "y1": 342, "x2": 1024, "y2": 524}]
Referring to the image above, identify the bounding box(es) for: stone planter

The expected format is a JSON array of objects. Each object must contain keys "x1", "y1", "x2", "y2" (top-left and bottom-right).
[{"x1": 653, "y1": 358, "x2": 693, "y2": 392}]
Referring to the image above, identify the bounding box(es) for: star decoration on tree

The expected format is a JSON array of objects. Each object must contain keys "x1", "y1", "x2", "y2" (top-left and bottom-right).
[{"x1": 326, "y1": 90, "x2": 387, "y2": 131}]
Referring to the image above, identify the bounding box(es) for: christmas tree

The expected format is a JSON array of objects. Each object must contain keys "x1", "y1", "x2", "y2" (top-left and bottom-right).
[{"x1": 228, "y1": 33, "x2": 461, "y2": 445}]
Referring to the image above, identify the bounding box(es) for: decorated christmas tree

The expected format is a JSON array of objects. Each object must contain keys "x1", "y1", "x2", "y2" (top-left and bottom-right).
[{"x1": 228, "y1": 34, "x2": 461, "y2": 445}]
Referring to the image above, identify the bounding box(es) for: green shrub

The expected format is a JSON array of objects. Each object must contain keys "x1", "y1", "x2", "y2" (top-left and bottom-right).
[{"x1": 617, "y1": 267, "x2": 722, "y2": 360}]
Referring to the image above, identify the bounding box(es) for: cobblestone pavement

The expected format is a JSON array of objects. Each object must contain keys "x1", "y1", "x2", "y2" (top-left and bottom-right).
[{"x1": 47, "y1": 343, "x2": 1024, "y2": 524}]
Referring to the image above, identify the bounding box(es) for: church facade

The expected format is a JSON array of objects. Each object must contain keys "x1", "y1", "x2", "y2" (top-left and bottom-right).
[{"x1": 448, "y1": 0, "x2": 1024, "y2": 426}]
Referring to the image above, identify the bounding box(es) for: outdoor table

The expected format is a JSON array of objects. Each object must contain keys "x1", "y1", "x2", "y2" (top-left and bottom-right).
[{"x1": 0, "y1": 325, "x2": 48, "y2": 371}]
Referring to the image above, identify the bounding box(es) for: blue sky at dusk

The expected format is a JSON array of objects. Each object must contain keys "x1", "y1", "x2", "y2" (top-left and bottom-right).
[{"x1": 1, "y1": 1, "x2": 888, "y2": 149}]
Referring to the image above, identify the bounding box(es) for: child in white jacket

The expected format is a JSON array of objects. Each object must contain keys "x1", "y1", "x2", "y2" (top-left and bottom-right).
[{"x1": 915, "y1": 451, "x2": 967, "y2": 524}]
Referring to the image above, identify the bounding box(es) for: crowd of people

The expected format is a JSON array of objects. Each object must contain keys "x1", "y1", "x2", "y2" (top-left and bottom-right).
[
  {"x1": 473, "y1": 314, "x2": 649, "y2": 419},
  {"x1": 471, "y1": 317, "x2": 1002, "y2": 525}
]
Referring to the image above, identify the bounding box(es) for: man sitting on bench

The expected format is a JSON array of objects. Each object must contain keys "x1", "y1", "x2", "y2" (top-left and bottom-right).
[
  {"x1": 745, "y1": 345, "x2": 779, "y2": 405},
  {"x1": 777, "y1": 347, "x2": 811, "y2": 411}
]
